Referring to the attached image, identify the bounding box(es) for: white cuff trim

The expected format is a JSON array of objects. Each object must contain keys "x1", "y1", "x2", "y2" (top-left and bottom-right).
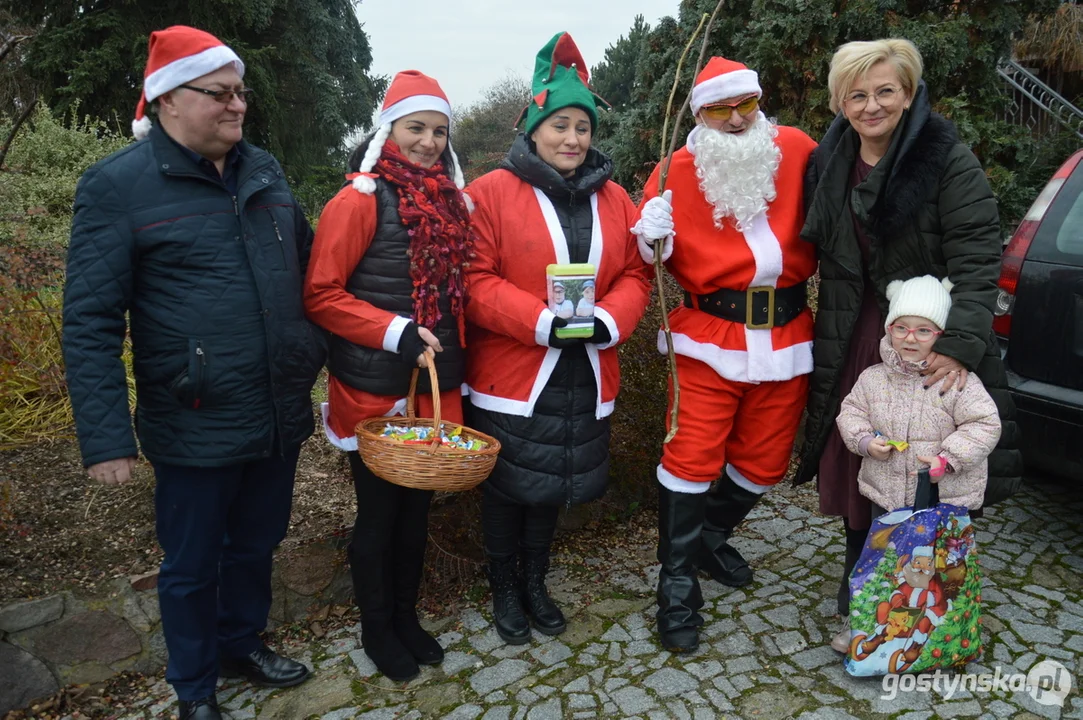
[
  {"x1": 726, "y1": 463, "x2": 774, "y2": 495},
  {"x1": 592, "y1": 306, "x2": 620, "y2": 350},
  {"x1": 657, "y1": 464, "x2": 711, "y2": 494},
  {"x1": 535, "y1": 308, "x2": 556, "y2": 347},
  {"x1": 383, "y1": 316, "x2": 412, "y2": 353}
]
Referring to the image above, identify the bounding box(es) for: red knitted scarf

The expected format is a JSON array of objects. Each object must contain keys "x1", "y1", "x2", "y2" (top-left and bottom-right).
[{"x1": 375, "y1": 140, "x2": 475, "y2": 346}]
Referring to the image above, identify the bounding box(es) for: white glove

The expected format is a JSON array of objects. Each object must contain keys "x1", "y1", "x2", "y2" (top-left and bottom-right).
[{"x1": 632, "y1": 190, "x2": 675, "y2": 264}]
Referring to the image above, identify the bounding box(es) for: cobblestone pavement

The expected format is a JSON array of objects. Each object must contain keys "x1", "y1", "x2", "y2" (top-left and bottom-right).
[{"x1": 106, "y1": 475, "x2": 1081, "y2": 720}]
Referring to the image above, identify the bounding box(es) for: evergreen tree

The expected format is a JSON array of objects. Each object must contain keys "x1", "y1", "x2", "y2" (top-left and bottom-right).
[
  {"x1": 6, "y1": 0, "x2": 385, "y2": 187},
  {"x1": 591, "y1": 15, "x2": 652, "y2": 111}
]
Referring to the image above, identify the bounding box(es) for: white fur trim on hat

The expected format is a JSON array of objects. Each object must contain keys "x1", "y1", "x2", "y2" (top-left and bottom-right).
[
  {"x1": 143, "y1": 44, "x2": 244, "y2": 104},
  {"x1": 911, "y1": 546, "x2": 934, "y2": 558},
  {"x1": 885, "y1": 275, "x2": 954, "y2": 330},
  {"x1": 132, "y1": 116, "x2": 153, "y2": 141},
  {"x1": 353, "y1": 123, "x2": 392, "y2": 195},
  {"x1": 691, "y1": 69, "x2": 761, "y2": 114},
  {"x1": 380, "y1": 94, "x2": 452, "y2": 126}
]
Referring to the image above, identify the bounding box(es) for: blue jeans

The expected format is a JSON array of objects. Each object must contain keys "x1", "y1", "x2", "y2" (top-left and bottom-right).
[{"x1": 153, "y1": 446, "x2": 298, "y2": 700}]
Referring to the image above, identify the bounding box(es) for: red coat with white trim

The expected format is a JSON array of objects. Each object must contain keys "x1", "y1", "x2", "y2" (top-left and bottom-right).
[
  {"x1": 465, "y1": 169, "x2": 652, "y2": 418},
  {"x1": 641, "y1": 125, "x2": 818, "y2": 383}
]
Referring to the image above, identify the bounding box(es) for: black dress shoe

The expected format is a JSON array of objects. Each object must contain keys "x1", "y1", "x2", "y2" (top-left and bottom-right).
[
  {"x1": 219, "y1": 646, "x2": 311, "y2": 688},
  {"x1": 178, "y1": 696, "x2": 222, "y2": 720}
]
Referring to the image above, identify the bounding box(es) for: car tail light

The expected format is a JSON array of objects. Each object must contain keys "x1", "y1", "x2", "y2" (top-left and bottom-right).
[{"x1": 994, "y1": 151, "x2": 1083, "y2": 337}]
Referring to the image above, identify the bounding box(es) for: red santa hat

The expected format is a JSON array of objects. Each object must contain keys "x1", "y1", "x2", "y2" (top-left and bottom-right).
[
  {"x1": 352, "y1": 70, "x2": 464, "y2": 195},
  {"x1": 690, "y1": 56, "x2": 762, "y2": 115},
  {"x1": 132, "y1": 26, "x2": 245, "y2": 140}
]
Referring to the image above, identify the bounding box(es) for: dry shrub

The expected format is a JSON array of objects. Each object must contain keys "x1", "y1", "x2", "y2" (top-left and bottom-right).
[{"x1": 1016, "y1": 3, "x2": 1083, "y2": 73}]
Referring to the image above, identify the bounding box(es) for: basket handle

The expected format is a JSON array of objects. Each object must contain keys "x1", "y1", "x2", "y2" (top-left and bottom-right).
[{"x1": 405, "y1": 348, "x2": 442, "y2": 451}]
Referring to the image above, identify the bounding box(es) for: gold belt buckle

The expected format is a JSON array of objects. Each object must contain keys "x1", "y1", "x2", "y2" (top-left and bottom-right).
[{"x1": 745, "y1": 286, "x2": 775, "y2": 329}]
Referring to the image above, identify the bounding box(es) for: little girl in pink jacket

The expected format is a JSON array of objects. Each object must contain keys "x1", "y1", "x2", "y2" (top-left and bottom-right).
[{"x1": 835, "y1": 275, "x2": 1001, "y2": 514}]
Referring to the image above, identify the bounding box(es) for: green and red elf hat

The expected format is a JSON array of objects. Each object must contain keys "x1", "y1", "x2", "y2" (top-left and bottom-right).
[{"x1": 517, "y1": 32, "x2": 610, "y2": 135}]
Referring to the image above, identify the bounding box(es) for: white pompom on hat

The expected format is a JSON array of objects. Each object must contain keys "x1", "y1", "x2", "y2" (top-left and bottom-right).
[
  {"x1": 885, "y1": 275, "x2": 955, "y2": 330},
  {"x1": 132, "y1": 26, "x2": 244, "y2": 140},
  {"x1": 353, "y1": 70, "x2": 464, "y2": 195}
]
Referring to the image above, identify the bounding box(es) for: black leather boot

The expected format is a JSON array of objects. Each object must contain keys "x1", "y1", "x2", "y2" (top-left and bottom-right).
[
  {"x1": 178, "y1": 697, "x2": 221, "y2": 720},
  {"x1": 488, "y1": 555, "x2": 531, "y2": 644},
  {"x1": 391, "y1": 492, "x2": 444, "y2": 666},
  {"x1": 656, "y1": 485, "x2": 706, "y2": 653},
  {"x1": 521, "y1": 552, "x2": 566, "y2": 635},
  {"x1": 697, "y1": 471, "x2": 762, "y2": 587},
  {"x1": 348, "y1": 545, "x2": 420, "y2": 682}
]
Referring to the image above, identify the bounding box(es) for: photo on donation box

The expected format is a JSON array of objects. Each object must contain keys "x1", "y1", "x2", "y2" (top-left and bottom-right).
[{"x1": 546, "y1": 264, "x2": 596, "y2": 338}]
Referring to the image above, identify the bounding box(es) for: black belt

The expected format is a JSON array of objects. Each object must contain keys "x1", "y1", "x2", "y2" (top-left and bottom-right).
[{"x1": 683, "y1": 283, "x2": 807, "y2": 329}]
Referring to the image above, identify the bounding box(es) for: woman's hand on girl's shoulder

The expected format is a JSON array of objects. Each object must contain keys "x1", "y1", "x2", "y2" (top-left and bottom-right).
[{"x1": 921, "y1": 352, "x2": 968, "y2": 394}]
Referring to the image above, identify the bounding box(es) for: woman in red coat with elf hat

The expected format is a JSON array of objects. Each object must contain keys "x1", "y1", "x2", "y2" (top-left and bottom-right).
[
  {"x1": 464, "y1": 32, "x2": 652, "y2": 646},
  {"x1": 304, "y1": 70, "x2": 475, "y2": 682}
]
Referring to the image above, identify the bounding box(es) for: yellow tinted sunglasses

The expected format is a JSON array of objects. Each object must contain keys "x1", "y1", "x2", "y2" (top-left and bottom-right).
[{"x1": 700, "y1": 96, "x2": 759, "y2": 122}]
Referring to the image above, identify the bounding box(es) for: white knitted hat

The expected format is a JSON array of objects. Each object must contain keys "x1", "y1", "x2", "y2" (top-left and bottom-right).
[{"x1": 885, "y1": 275, "x2": 954, "y2": 330}]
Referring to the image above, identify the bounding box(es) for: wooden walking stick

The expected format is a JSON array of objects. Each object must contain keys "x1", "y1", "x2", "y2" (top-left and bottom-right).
[{"x1": 654, "y1": 0, "x2": 726, "y2": 443}]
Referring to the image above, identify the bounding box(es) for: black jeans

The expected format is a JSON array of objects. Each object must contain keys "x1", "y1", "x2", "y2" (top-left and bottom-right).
[{"x1": 482, "y1": 488, "x2": 560, "y2": 560}]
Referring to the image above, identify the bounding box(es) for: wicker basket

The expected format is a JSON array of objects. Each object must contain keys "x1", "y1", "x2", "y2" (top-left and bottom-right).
[{"x1": 356, "y1": 355, "x2": 500, "y2": 491}]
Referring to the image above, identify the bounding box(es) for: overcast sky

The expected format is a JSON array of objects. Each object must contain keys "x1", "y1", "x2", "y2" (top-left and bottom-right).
[{"x1": 357, "y1": 0, "x2": 681, "y2": 114}]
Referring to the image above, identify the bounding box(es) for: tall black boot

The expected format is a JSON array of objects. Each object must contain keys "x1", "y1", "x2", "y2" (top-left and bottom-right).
[
  {"x1": 391, "y1": 489, "x2": 443, "y2": 666},
  {"x1": 838, "y1": 518, "x2": 869, "y2": 615},
  {"x1": 697, "y1": 471, "x2": 762, "y2": 587},
  {"x1": 487, "y1": 555, "x2": 531, "y2": 644},
  {"x1": 656, "y1": 485, "x2": 706, "y2": 653},
  {"x1": 348, "y1": 544, "x2": 419, "y2": 682},
  {"x1": 521, "y1": 551, "x2": 566, "y2": 635}
]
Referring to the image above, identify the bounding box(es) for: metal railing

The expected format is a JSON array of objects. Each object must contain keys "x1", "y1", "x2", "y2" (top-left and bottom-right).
[{"x1": 997, "y1": 59, "x2": 1083, "y2": 141}]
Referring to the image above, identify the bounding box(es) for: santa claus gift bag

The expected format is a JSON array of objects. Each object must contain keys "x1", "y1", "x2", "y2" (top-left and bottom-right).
[{"x1": 845, "y1": 470, "x2": 983, "y2": 677}]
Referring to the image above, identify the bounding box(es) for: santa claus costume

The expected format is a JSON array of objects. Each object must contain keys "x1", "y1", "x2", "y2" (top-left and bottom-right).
[
  {"x1": 635, "y1": 57, "x2": 817, "y2": 652},
  {"x1": 465, "y1": 32, "x2": 652, "y2": 646},
  {"x1": 304, "y1": 70, "x2": 473, "y2": 682}
]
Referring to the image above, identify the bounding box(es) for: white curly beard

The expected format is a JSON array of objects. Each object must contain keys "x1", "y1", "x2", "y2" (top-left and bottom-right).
[{"x1": 691, "y1": 116, "x2": 782, "y2": 232}]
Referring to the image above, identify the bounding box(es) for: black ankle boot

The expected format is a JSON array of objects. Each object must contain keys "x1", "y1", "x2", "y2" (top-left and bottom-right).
[
  {"x1": 656, "y1": 485, "x2": 706, "y2": 653},
  {"x1": 521, "y1": 552, "x2": 566, "y2": 635},
  {"x1": 488, "y1": 556, "x2": 530, "y2": 644},
  {"x1": 348, "y1": 545, "x2": 420, "y2": 682},
  {"x1": 697, "y1": 471, "x2": 762, "y2": 587}
]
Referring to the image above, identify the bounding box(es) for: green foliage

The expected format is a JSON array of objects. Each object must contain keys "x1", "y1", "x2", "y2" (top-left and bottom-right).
[
  {"x1": 10, "y1": 0, "x2": 386, "y2": 188},
  {"x1": 591, "y1": 15, "x2": 652, "y2": 111},
  {"x1": 452, "y1": 75, "x2": 530, "y2": 182},
  {"x1": 850, "y1": 545, "x2": 900, "y2": 633},
  {"x1": 0, "y1": 105, "x2": 127, "y2": 249},
  {"x1": 592, "y1": 0, "x2": 1070, "y2": 232},
  {"x1": 0, "y1": 106, "x2": 134, "y2": 446}
]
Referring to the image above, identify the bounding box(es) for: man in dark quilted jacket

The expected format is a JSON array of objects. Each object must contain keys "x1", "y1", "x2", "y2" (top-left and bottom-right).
[{"x1": 62, "y1": 26, "x2": 322, "y2": 720}]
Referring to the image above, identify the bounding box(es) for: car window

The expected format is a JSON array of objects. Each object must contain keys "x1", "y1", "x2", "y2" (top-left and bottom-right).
[{"x1": 1056, "y1": 190, "x2": 1083, "y2": 256}]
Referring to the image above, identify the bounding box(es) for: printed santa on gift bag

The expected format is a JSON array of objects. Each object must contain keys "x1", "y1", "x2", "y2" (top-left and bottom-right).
[{"x1": 845, "y1": 472, "x2": 983, "y2": 677}]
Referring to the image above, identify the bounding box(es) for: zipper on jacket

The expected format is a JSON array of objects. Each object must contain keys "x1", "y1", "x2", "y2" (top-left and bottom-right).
[
  {"x1": 193, "y1": 342, "x2": 206, "y2": 409},
  {"x1": 564, "y1": 351, "x2": 576, "y2": 510},
  {"x1": 232, "y1": 196, "x2": 239, "y2": 216},
  {"x1": 268, "y1": 209, "x2": 287, "y2": 265}
]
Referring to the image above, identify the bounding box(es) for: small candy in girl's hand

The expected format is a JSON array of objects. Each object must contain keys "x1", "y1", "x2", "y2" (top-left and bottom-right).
[{"x1": 885, "y1": 440, "x2": 909, "y2": 452}]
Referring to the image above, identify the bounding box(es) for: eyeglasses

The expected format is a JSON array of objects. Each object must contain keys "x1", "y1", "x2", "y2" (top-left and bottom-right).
[
  {"x1": 843, "y1": 86, "x2": 902, "y2": 109},
  {"x1": 178, "y1": 85, "x2": 254, "y2": 104},
  {"x1": 888, "y1": 324, "x2": 943, "y2": 341},
  {"x1": 699, "y1": 96, "x2": 759, "y2": 122}
]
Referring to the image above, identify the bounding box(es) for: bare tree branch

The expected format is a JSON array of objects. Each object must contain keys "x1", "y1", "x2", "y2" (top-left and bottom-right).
[{"x1": 0, "y1": 94, "x2": 38, "y2": 169}]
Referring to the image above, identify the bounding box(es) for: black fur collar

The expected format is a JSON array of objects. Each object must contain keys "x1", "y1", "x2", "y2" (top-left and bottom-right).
[{"x1": 871, "y1": 112, "x2": 958, "y2": 238}]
